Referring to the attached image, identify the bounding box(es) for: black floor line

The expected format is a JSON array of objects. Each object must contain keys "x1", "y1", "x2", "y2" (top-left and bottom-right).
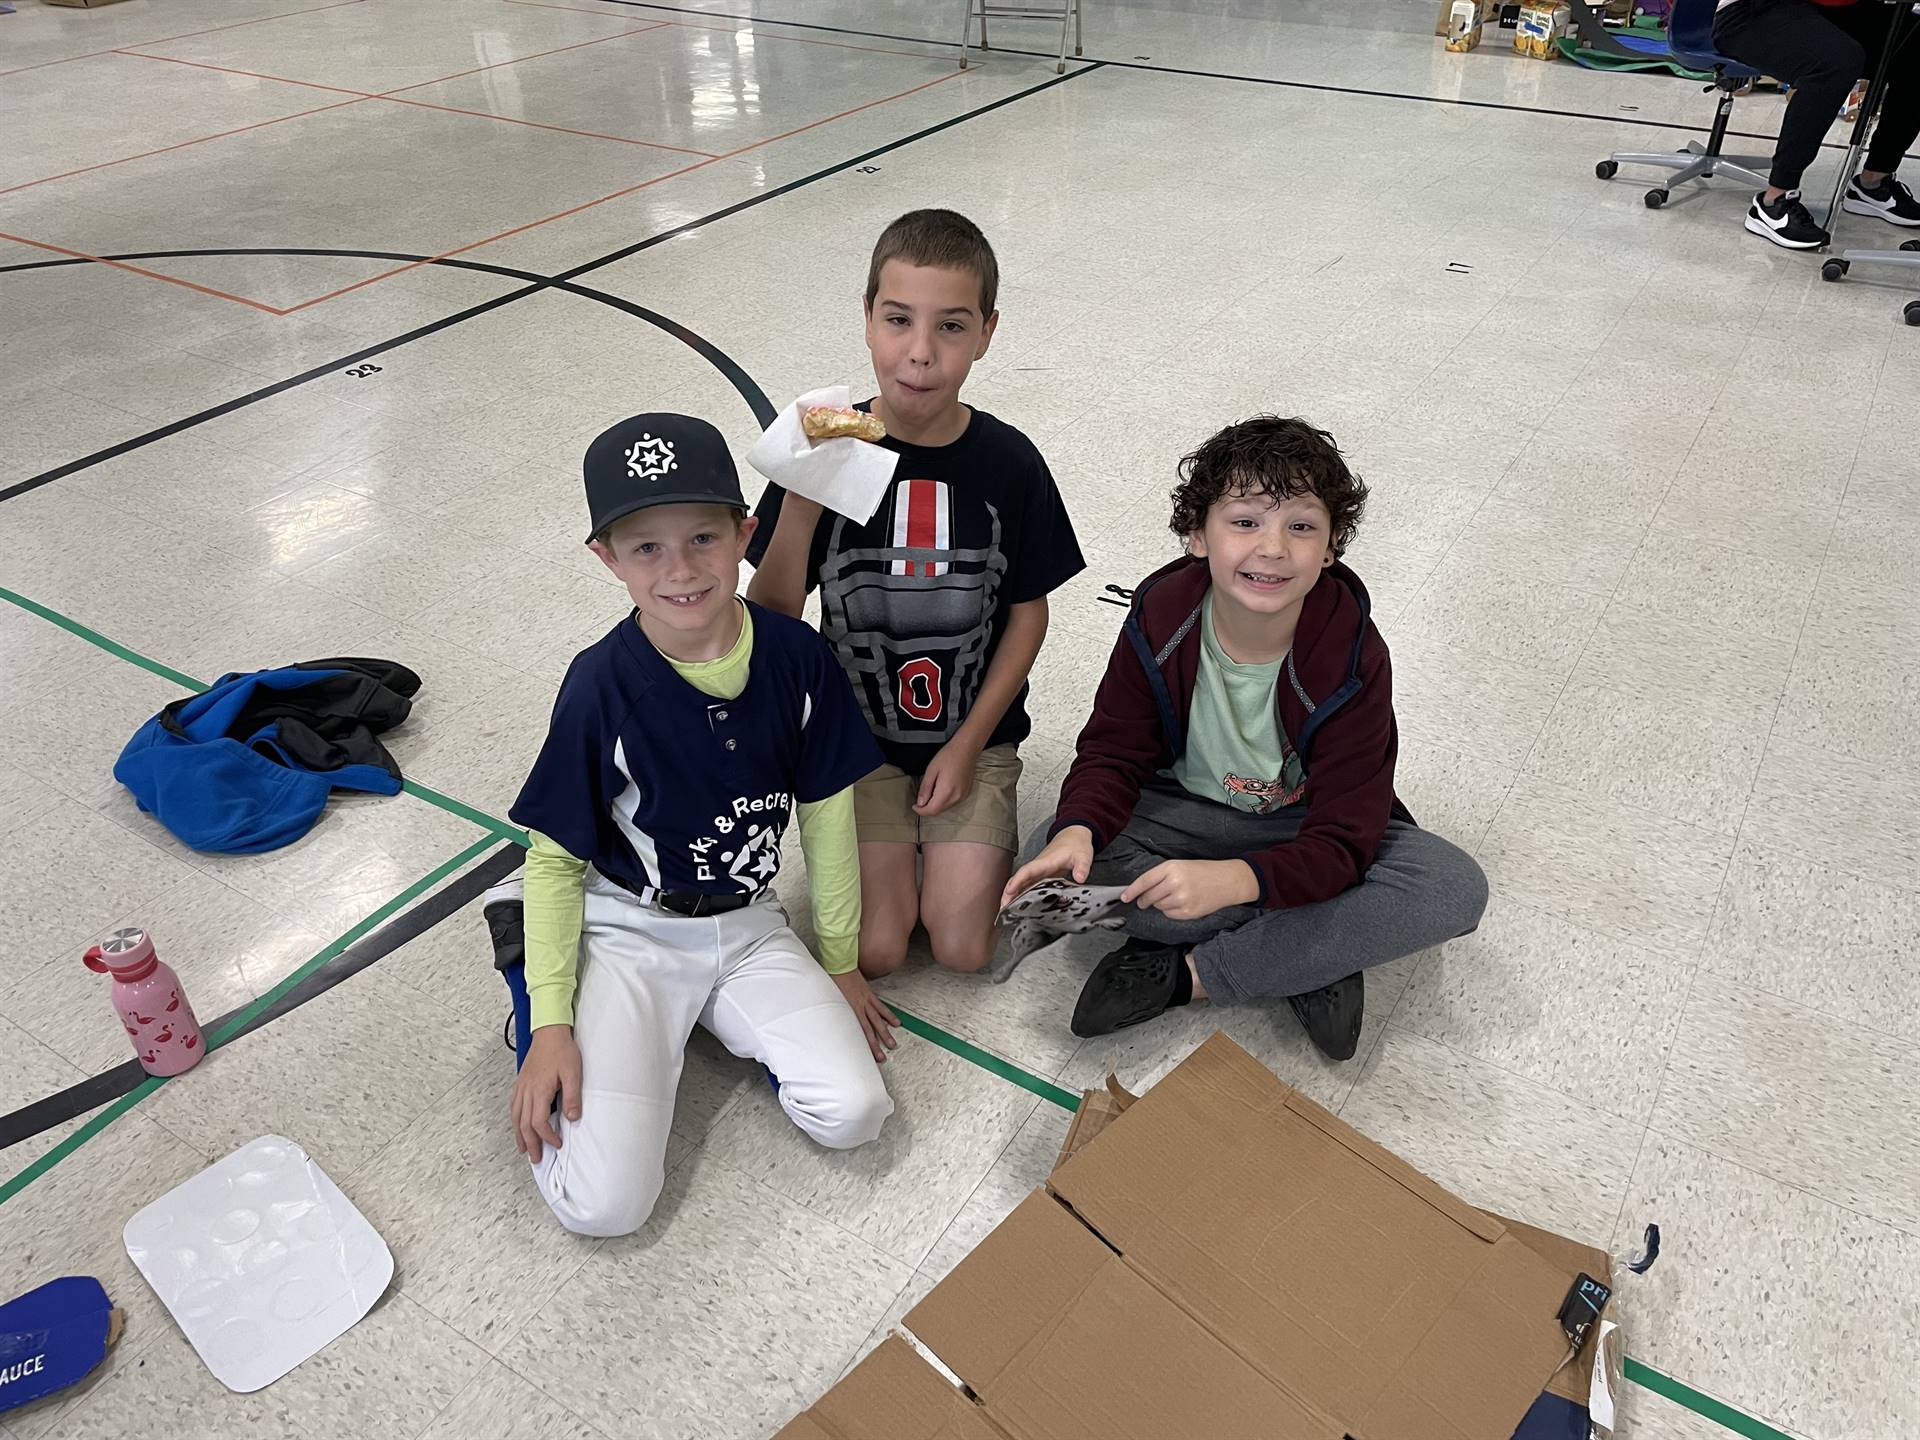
[
  {"x1": 0, "y1": 60, "x2": 1099, "y2": 505},
  {"x1": 0, "y1": 842, "x2": 524, "y2": 1153},
  {"x1": 597, "y1": 0, "x2": 1906, "y2": 158},
  {"x1": 0, "y1": 245, "x2": 779, "y2": 431}
]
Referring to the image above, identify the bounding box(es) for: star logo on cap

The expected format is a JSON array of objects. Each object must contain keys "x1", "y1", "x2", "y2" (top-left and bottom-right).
[{"x1": 625, "y1": 433, "x2": 677, "y2": 482}]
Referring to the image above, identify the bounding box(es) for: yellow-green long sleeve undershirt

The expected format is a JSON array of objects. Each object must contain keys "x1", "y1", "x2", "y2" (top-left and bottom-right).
[{"x1": 522, "y1": 605, "x2": 863, "y2": 1031}]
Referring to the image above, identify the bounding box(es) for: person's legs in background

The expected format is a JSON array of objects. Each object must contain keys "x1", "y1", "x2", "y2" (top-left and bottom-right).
[
  {"x1": 1833, "y1": 0, "x2": 1920, "y2": 225},
  {"x1": 853, "y1": 841, "x2": 919, "y2": 978},
  {"x1": 1714, "y1": 0, "x2": 1864, "y2": 246},
  {"x1": 919, "y1": 842, "x2": 1013, "y2": 973},
  {"x1": 916, "y1": 745, "x2": 1023, "y2": 973}
]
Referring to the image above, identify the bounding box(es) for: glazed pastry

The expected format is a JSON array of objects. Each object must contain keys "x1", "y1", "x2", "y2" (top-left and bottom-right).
[{"x1": 802, "y1": 406, "x2": 886, "y2": 442}]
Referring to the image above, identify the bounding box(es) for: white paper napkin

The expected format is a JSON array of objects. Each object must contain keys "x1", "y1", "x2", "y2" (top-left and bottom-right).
[{"x1": 747, "y1": 384, "x2": 898, "y2": 525}]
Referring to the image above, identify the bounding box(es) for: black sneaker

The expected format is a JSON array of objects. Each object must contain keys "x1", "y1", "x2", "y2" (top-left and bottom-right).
[
  {"x1": 1071, "y1": 938, "x2": 1185, "y2": 1038},
  {"x1": 1842, "y1": 173, "x2": 1920, "y2": 228},
  {"x1": 1287, "y1": 971, "x2": 1365, "y2": 1061},
  {"x1": 1744, "y1": 190, "x2": 1830, "y2": 250}
]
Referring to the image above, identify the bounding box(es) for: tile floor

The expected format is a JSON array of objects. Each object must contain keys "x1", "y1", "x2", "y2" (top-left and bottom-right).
[{"x1": 2, "y1": 0, "x2": 1916, "y2": 1436}]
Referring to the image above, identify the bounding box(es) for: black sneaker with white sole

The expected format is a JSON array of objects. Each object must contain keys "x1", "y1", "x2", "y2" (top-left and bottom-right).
[
  {"x1": 1842, "y1": 173, "x2": 1920, "y2": 227},
  {"x1": 1745, "y1": 190, "x2": 1830, "y2": 250}
]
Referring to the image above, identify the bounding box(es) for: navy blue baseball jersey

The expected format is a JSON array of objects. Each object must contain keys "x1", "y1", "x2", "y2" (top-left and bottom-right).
[{"x1": 510, "y1": 604, "x2": 882, "y2": 896}]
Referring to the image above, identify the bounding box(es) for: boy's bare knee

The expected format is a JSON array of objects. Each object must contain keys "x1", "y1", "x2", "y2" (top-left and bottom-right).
[
  {"x1": 859, "y1": 897, "x2": 918, "y2": 976},
  {"x1": 859, "y1": 925, "x2": 911, "y2": 978},
  {"x1": 928, "y1": 925, "x2": 994, "y2": 974},
  {"x1": 859, "y1": 948, "x2": 907, "y2": 979}
]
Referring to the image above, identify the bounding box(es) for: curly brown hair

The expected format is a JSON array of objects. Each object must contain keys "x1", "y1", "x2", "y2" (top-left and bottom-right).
[{"x1": 1169, "y1": 415, "x2": 1368, "y2": 557}]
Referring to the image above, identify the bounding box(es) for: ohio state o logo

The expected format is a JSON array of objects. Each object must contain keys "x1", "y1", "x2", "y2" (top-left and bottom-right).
[{"x1": 898, "y1": 657, "x2": 944, "y2": 722}]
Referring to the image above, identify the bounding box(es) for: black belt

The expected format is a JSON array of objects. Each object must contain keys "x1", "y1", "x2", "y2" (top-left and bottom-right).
[{"x1": 651, "y1": 889, "x2": 758, "y2": 917}]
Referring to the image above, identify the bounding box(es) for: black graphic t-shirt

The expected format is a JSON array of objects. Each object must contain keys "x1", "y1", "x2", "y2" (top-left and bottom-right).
[{"x1": 746, "y1": 406, "x2": 1085, "y2": 775}]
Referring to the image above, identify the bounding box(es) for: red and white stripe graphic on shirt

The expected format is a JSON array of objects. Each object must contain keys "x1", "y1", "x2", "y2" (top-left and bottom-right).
[{"x1": 889, "y1": 478, "x2": 951, "y2": 577}]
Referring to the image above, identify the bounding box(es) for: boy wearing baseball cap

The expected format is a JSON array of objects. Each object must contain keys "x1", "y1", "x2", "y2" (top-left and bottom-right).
[{"x1": 484, "y1": 413, "x2": 897, "y2": 1237}]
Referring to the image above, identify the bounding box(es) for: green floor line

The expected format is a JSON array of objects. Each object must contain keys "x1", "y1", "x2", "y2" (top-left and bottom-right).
[
  {"x1": 889, "y1": 1005, "x2": 1081, "y2": 1112},
  {"x1": 0, "y1": 585, "x2": 526, "y2": 845},
  {"x1": 401, "y1": 779, "x2": 528, "y2": 846},
  {"x1": 0, "y1": 834, "x2": 500, "y2": 1209},
  {"x1": 2, "y1": 584, "x2": 207, "y2": 694},
  {"x1": 0, "y1": 586, "x2": 1796, "y2": 1440},
  {"x1": 1625, "y1": 1360, "x2": 1795, "y2": 1440}
]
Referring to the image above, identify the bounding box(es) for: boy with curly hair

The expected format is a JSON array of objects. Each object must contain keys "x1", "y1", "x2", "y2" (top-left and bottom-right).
[{"x1": 1004, "y1": 416, "x2": 1488, "y2": 1059}]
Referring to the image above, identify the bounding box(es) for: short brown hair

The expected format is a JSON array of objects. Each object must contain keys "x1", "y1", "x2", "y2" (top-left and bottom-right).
[
  {"x1": 865, "y1": 209, "x2": 998, "y2": 319},
  {"x1": 1169, "y1": 416, "x2": 1369, "y2": 557}
]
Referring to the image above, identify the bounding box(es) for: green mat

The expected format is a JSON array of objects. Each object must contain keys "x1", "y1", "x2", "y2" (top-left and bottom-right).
[{"x1": 1557, "y1": 10, "x2": 1713, "y2": 80}]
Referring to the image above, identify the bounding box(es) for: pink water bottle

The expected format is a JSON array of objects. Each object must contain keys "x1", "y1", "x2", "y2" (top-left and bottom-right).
[{"x1": 83, "y1": 928, "x2": 204, "y2": 1077}]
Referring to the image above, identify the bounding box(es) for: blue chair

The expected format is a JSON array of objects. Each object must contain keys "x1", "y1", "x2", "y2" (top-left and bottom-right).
[{"x1": 1595, "y1": 0, "x2": 1775, "y2": 208}]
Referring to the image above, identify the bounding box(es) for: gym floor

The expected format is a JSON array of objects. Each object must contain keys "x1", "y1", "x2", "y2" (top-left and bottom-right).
[{"x1": 2, "y1": 1, "x2": 1915, "y2": 1436}]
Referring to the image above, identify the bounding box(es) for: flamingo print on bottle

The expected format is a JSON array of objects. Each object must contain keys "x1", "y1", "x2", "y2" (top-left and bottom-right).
[{"x1": 82, "y1": 929, "x2": 205, "y2": 1078}]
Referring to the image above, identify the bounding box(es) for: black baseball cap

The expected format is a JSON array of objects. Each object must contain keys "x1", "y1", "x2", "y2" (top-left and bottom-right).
[{"x1": 582, "y1": 412, "x2": 747, "y2": 541}]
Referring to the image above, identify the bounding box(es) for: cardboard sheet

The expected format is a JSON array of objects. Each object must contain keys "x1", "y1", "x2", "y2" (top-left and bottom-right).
[
  {"x1": 793, "y1": 1032, "x2": 1616, "y2": 1440},
  {"x1": 774, "y1": 1336, "x2": 1006, "y2": 1440}
]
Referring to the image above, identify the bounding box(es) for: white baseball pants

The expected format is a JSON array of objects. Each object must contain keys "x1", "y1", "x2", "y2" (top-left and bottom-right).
[{"x1": 496, "y1": 869, "x2": 891, "y2": 1237}]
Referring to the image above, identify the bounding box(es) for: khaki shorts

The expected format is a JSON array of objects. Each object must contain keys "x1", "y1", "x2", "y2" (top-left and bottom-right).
[{"x1": 852, "y1": 744, "x2": 1023, "y2": 852}]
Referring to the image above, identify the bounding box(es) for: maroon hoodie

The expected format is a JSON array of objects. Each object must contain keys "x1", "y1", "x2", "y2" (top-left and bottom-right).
[{"x1": 1051, "y1": 554, "x2": 1403, "y2": 910}]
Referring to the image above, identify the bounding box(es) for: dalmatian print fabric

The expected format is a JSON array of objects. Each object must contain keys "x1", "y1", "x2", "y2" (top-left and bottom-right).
[{"x1": 988, "y1": 879, "x2": 1132, "y2": 984}]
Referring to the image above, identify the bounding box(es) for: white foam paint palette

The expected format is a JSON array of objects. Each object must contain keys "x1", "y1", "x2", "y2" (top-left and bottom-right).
[{"x1": 123, "y1": 1135, "x2": 393, "y2": 1392}]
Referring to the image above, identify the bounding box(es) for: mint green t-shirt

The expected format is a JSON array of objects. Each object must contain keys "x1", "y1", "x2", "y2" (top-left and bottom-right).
[{"x1": 1169, "y1": 594, "x2": 1306, "y2": 815}]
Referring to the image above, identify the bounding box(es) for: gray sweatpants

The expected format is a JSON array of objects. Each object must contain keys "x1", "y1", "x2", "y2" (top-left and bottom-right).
[{"x1": 1024, "y1": 781, "x2": 1489, "y2": 1006}]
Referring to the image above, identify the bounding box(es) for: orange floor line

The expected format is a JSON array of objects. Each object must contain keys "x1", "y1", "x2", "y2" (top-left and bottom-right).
[
  {"x1": 0, "y1": 0, "x2": 370, "y2": 80},
  {"x1": 653, "y1": 14, "x2": 950, "y2": 63},
  {"x1": 276, "y1": 66, "x2": 967, "y2": 315},
  {"x1": 102, "y1": 41, "x2": 718, "y2": 161},
  {"x1": 376, "y1": 21, "x2": 674, "y2": 95},
  {"x1": 0, "y1": 97, "x2": 370, "y2": 199},
  {"x1": 271, "y1": 154, "x2": 720, "y2": 313},
  {"x1": 12, "y1": 55, "x2": 963, "y2": 316},
  {"x1": 377, "y1": 95, "x2": 721, "y2": 157},
  {"x1": 496, "y1": 0, "x2": 949, "y2": 60},
  {"x1": 712, "y1": 66, "x2": 964, "y2": 158},
  {"x1": 495, "y1": 0, "x2": 639, "y2": 18},
  {"x1": 112, "y1": 48, "x2": 375, "y2": 97},
  {"x1": 0, "y1": 230, "x2": 287, "y2": 314}
]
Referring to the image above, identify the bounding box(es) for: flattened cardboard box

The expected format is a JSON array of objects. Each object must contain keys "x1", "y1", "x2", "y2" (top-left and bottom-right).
[
  {"x1": 779, "y1": 1337, "x2": 1008, "y2": 1440},
  {"x1": 782, "y1": 1032, "x2": 1612, "y2": 1440}
]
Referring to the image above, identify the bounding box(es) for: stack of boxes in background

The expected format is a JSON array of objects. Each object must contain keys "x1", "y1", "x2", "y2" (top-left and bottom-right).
[
  {"x1": 1439, "y1": 0, "x2": 1497, "y2": 50},
  {"x1": 1517, "y1": 1, "x2": 1573, "y2": 57},
  {"x1": 1439, "y1": 0, "x2": 1578, "y2": 57}
]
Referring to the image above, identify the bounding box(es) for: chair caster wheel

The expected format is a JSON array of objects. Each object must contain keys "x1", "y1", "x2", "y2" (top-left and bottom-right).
[
  {"x1": 1596, "y1": 159, "x2": 1619, "y2": 180},
  {"x1": 1822, "y1": 259, "x2": 1849, "y2": 281},
  {"x1": 1905, "y1": 300, "x2": 1920, "y2": 326},
  {"x1": 1645, "y1": 189, "x2": 1668, "y2": 209}
]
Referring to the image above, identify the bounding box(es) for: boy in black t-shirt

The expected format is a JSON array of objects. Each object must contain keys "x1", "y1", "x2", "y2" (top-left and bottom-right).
[{"x1": 748, "y1": 209, "x2": 1084, "y2": 979}]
